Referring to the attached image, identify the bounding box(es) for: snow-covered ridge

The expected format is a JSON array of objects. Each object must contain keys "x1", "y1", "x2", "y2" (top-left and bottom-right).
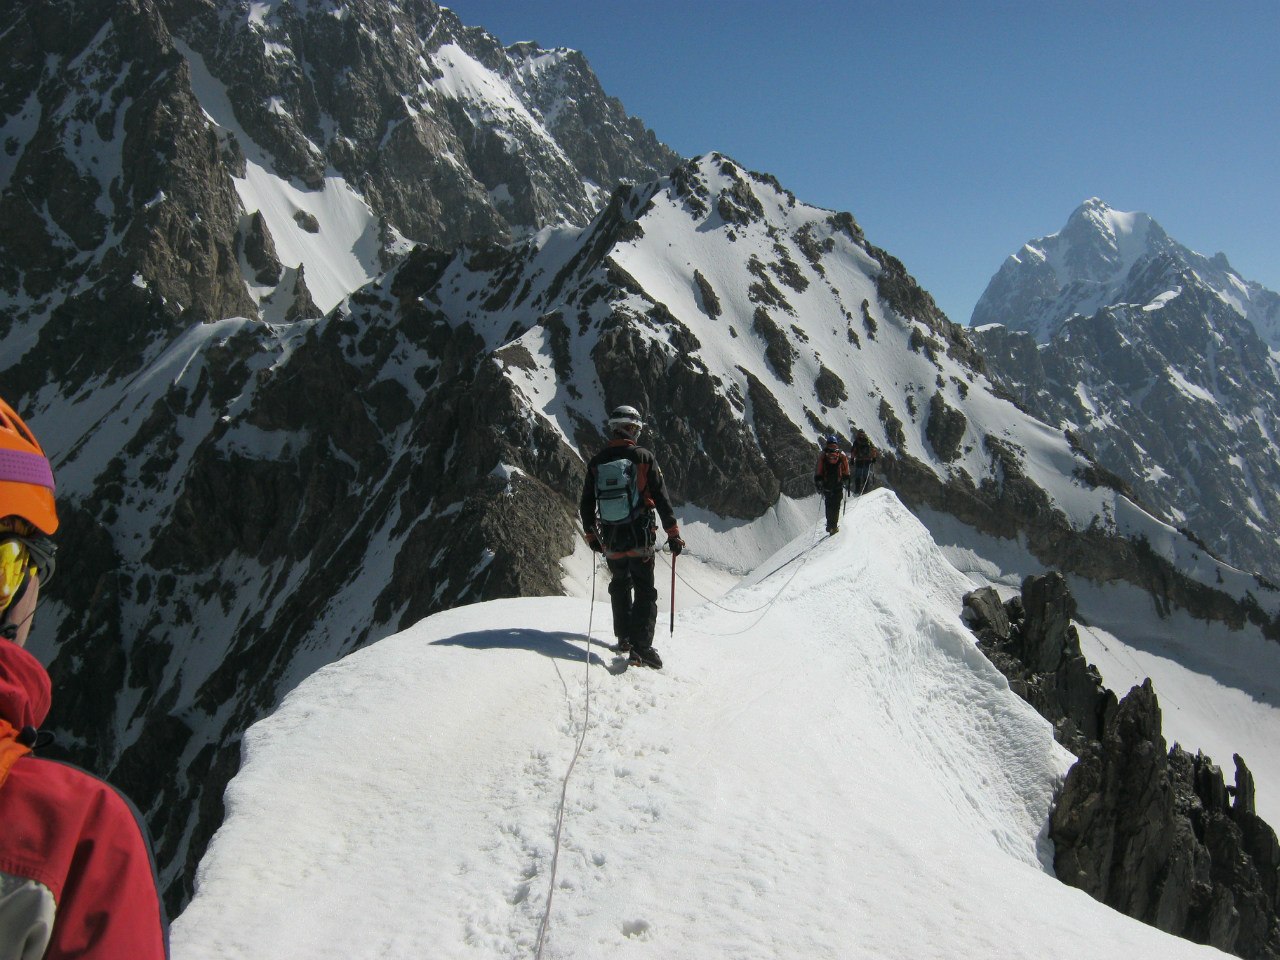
[{"x1": 172, "y1": 492, "x2": 1243, "y2": 958}]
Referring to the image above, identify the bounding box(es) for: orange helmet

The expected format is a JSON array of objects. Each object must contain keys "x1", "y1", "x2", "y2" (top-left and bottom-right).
[{"x1": 0, "y1": 396, "x2": 58, "y2": 535}]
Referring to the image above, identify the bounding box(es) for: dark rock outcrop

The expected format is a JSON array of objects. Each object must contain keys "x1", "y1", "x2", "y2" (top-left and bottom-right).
[
  {"x1": 242, "y1": 212, "x2": 283, "y2": 285},
  {"x1": 962, "y1": 574, "x2": 1113, "y2": 754},
  {"x1": 814, "y1": 365, "x2": 848, "y2": 409},
  {"x1": 964, "y1": 575, "x2": 1280, "y2": 958},
  {"x1": 924, "y1": 391, "x2": 966, "y2": 463},
  {"x1": 1053, "y1": 684, "x2": 1280, "y2": 958}
]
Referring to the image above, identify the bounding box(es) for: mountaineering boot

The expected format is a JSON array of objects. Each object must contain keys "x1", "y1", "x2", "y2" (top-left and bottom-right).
[
  {"x1": 629, "y1": 646, "x2": 663, "y2": 669},
  {"x1": 614, "y1": 637, "x2": 631, "y2": 654}
]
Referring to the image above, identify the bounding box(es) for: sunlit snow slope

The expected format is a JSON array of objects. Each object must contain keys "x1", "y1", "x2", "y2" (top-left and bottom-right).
[{"x1": 172, "y1": 492, "x2": 1227, "y2": 959}]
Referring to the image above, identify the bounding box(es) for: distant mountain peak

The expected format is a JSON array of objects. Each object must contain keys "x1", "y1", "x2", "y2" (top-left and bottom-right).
[
  {"x1": 971, "y1": 197, "x2": 1280, "y2": 589},
  {"x1": 1070, "y1": 196, "x2": 1124, "y2": 229},
  {"x1": 973, "y1": 200, "x2": 1279, "y2": 347},
  {"x1": 1063, "y1": 197, "x2": 1156, "y2": 247}
]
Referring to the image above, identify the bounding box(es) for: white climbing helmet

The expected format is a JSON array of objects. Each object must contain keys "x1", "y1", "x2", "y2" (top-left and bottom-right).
[{"x1": 607, "y1": 404, "x2": 644, "y2": 439}]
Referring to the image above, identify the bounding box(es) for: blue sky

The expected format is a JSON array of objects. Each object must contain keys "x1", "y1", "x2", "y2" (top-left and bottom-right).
[{"x1": 447, "y1": 1, "x2": 1277, "y2": 325}]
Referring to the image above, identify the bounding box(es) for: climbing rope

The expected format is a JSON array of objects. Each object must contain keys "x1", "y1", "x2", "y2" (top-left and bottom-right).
[
  {"x1": 657, "y1": 508, "x2": 841, "y2": 638},
  {"x1": 535, "y1": 497, "x2": 867, "y2": 947},
  {"x1": 533, "y1": 558, "x2": 599, "y2": 958}
]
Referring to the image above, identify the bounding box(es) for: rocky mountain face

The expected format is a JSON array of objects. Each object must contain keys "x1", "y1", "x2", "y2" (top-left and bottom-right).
[
  {"x1": 970, "y1": 201, "x2": 1280, "y2": 584},
  {"x1": 0, "y1": 0, "x2": 671, "y2": 911},
  {"x1": 965, "y1": 575, "x2": 1280, "y2": 959},
  {"x1": 161, "y1": 0, "x2": 678, "y2": 246},
  {"x1": 3, "y1": 3, "x2": 1277, "y2": 924},
  {"x1": 963, "y1": 575, "x2": 1114, "y2": 756},
  {"x1": 0, "y1": 0, "x2": 678, "y2": 397}
]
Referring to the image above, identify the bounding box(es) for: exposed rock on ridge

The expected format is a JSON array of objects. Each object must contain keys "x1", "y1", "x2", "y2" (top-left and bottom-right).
[
  {"x1": 962, "y1": 575, "x2": 1113, "y2": 755},
  {"x1": 964, "y1": 575, "x2": 1280, "y2": 959}
]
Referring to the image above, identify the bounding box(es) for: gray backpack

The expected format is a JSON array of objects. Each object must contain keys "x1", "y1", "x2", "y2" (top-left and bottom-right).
[
  {"x1": 594, "y1": 456, "x2": 651, "y2": 553},
  {"x1": 595, "y1": 457, "x2": 641, "y2": 522}
]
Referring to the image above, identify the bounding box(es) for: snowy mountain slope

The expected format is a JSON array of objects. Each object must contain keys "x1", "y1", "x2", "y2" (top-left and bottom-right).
[
  {"x1": 386, "y1": 153, "x2": 1274, "y2": 619},
  {"x1": 971, "y1": 198, "x2": 1280, "y2": 347},
  {"x1": 170, "y1": 492, "x2": 1234, "y2": 959},
  {"x1": 16, "y1": 147, "x2": 1279, "y2": 920},
  {"x1": 970, "y1": 201, "x2": 1280, "y2": 584},
  {"x1": 0, "y1": 0, "x2": 676, "y2": 396}
]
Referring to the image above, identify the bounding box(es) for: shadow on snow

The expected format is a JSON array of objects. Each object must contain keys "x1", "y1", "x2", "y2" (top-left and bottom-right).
[{"x1": 431, "y1": 628, "x2": 612, "y2": 667}]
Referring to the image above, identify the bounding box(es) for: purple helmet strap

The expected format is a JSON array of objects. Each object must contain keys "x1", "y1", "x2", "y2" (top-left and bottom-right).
[{"x1": 0, "y1": 449, "x2": 55, "y2": 490}]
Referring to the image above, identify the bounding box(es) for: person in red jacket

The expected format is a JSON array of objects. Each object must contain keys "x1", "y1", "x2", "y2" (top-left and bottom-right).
[
  {"x1": 813, "y1": 435, "x2": 850, "y2": 534},
  {"x1": 0, "y1": 395, "x2": 168, "y2": 959}
]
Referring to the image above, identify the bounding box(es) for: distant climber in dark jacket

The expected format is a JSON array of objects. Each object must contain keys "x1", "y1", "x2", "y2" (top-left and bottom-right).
[{"x1": 850, "y1": 428, "x2": 880, "y2": 495}]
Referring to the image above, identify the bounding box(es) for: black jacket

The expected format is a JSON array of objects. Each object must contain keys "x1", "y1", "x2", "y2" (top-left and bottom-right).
[
  {"x1": 851, "y1": 436, "x2": 879, "y2": 464},
  {"x1": 580, "y1": 439, "x2": 680, "y2": 543}
]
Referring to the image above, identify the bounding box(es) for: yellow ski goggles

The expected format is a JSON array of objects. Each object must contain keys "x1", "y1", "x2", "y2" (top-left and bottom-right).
[{"x1": 0, "y1": 534, "x2": 55, "y2": 613}]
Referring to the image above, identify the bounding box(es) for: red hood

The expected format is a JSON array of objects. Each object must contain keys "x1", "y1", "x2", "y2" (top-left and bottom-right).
[{"x1": 0, "y1": 640, "x2": 51, "y2": 729}]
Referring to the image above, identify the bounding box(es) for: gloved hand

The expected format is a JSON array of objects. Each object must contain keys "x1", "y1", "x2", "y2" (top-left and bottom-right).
[
  {"x1": 668, "y1": 536, "x2": 685, "y2": 556},
  {"x1": 813, "y1": 477, "x2": 822, "y2": 491},
  {"x1": 585, "y1": 532, "x2": 603, "y2": 553}
]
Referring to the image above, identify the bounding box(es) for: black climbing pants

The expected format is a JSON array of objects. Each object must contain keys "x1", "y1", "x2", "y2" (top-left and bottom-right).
[
  {"x1": 823, "y1": 488, "x2": 843, "y2": 531},
  {"x1": 607, "y1": 555, "x2": 658, "y2": 650}
]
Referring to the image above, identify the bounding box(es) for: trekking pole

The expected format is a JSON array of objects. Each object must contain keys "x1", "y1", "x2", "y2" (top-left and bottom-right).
[{"x1": 669, "y1": 550, "x2": 677, "y2": 637}]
